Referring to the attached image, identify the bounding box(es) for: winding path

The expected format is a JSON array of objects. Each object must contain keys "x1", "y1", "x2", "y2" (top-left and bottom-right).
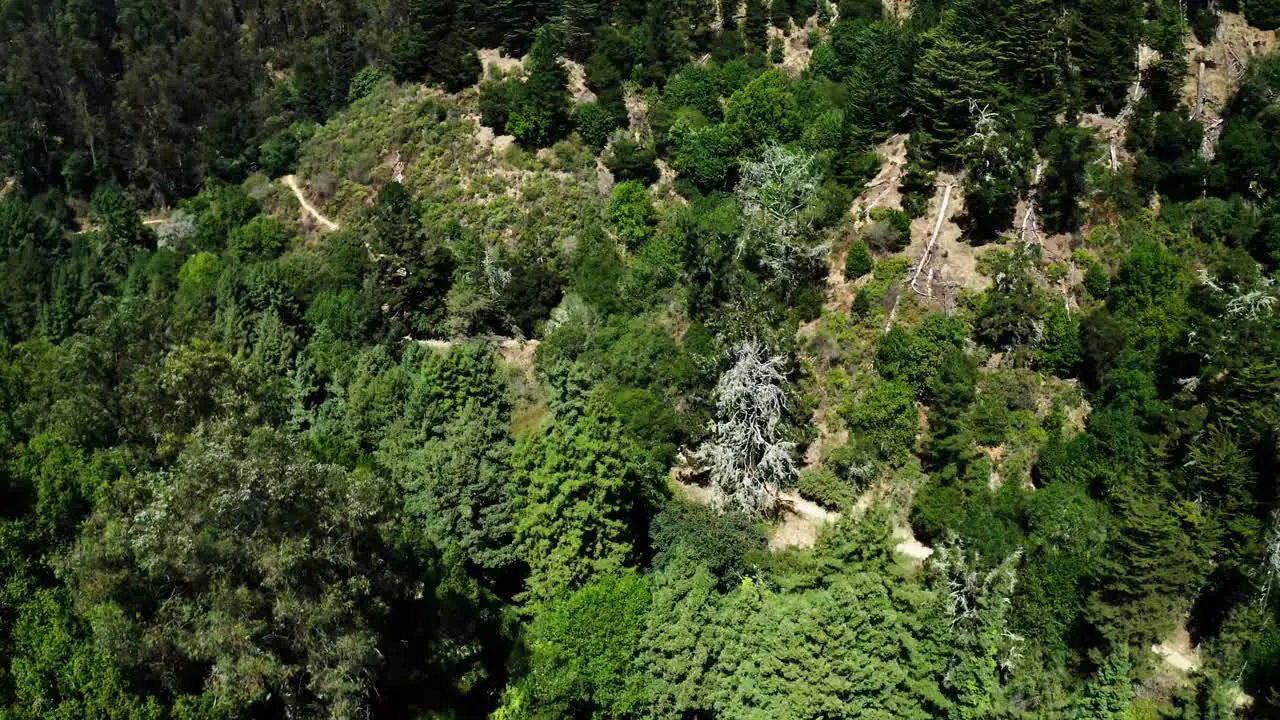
[{"x1": 282, "y1": 175, "x2": 339, "y2": 231}]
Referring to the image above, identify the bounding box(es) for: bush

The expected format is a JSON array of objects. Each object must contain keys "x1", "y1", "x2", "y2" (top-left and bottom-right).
[
  {"x1": 479, "y1": 78, "x2": 520, "y2": 134},
  {"x1": 573, "y1": 102, "x2": 621, "y2": 149},
  {"x1": 609, "y1": 181, "x2": 656, "y2": 250},
  {"x1": 842, "y1": 380, "x2": 918, "y2": 462},
  {"x1": 671, "y1": 120, "x2": 739, "y2": 192},
  {"x1": 845, "y1": 241, "x2": 873, "y2": 278},
  {"x1": 650, "y1": 500, "x2": 768, "y2": 586},
  {"x1": 769, "y1": 37, "x2": 785, "y2": 64},
  {"x1": 258, "y1": 121, "x2": 318, "y2": 178},
  {"x1": 1083, "y1": 262, "x2": 1111, "y2": 298},
  {"x1": 1190, "y1": 8, "x2": 1220, "y2": 44},
  {"x1": 605, "y1": 133, "x2": 660, "y2": 185},
  {"x1": 347, "y1": 65, "x2": 386, "y2": 102},
  {"x1": 1245, "y1": 0, "x2": 1280, "y2": 29},
  {"x1": 797, "y1": 467, "x2": 853, "y2": 510},
  {"x1": 862, "y1": 208, "x2": 912, "y2": 252}
]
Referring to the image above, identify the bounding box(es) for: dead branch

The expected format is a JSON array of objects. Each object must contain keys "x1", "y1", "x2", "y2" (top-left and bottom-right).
[{"x1": 909, "y1": 182, "x2": 954, "y2": 293}]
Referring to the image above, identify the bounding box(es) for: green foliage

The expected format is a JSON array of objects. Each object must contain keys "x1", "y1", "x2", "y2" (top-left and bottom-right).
[
  {"x1": 515, "y1": 572, "x2": 651, "y2": 718},
  {"x1": 605, "y1": 133, "x2": 661, "y2": 185},
  {"x1": 670, "y1": 119, "x2": 739, "y2": 191},
  {"x1": 842, "y1": 380, "x2": 919, "y2": 462},
  {"x1": 509, "y1": 32, "x2": 573, "y2": 148},
  {"x1": 724, "y1": 69, "x2": 800, "y2": 149},
  {"x1": 844, "y1": 240, "x2": 873, "y2": 278},
  {"x1": 862, "y1": 207, "x2": 912, "y2": 252},
  {"x1": 514, "y1": 401, "x2": 664, "y2": 603},
  {"x1": 1244, "y1": 0, "x2": 1280, "y2": 29},
  {"x1": 650, "y1": 500, "x2": 768, "y2": 586},
  {"x1": 609, "y1": 181, "x2": 656, "y2": 250},
  {"x1": 876, "y1": 313, "x2": 969, "y2": 395},
  {"x1": 573, "y1": 102, "x2": 622, "y2": 149}
]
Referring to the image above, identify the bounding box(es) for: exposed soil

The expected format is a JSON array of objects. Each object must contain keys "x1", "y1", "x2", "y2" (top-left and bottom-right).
[
  {"x1": 283, "y1": 174, "x2": 340, "y2": 231},
  {"x1": 768, "y1": 17, "x2": 817, "y2": 77},
  {"x1": 477, "y1": 48, "x2": 523, "y2": 78},
  {"x1": 1152, "y1": 623, "x2": 1200, "y2": 673}
]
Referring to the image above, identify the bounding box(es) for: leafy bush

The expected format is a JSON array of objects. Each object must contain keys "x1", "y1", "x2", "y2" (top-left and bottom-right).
[
  {"x1": 609, "y1": 181, "x2": 656, "y2": 250},
  {"x1": 845, "y1": 241, "x2": 873, "y2": 278},
  {"x1": 842, "y1": 380, "x2": 918, "y2": 462},
  {"x1": 574, "y1": 102, "x2": 622, "y2": 149},
  {"x1": 797, "y1": 467, "x2": 853, "y2": 510},
  {"x1": 605, "y1": 133, "x2": 660, "y2": 185},
  {"x1": 347, "y1": 65, "x2": 385, "y2": 102},
  {"x1": 862, "y1": 208, "x2": 911, "y2": 252},
  {"x1": 650, "y1": 500, "x2": 768, "y2": 586}
]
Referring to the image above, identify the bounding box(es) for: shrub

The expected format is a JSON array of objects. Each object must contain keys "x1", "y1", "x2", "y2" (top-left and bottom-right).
[
  {"x1": 842, "y1": 380, "x2": 918, "y2": 462},
  {"x1": 347, "y1": 65, "x2": 386, "y2": 102},
  {"x1": 671, "y1": 120, "x2": 739, "y2": 192},
  {"x1": 1190, "y1": 8, "x2": 1220, "y2": 44},
  {"x1": 573, "y1": 102, "x2": 621, "y2": 149},
  {"x1": 479, "y1": 78, "x2": 520, "y2": 134},
  {"x1": 605, "y1": 133, "x2": 660, "y2": 185},
  {"x1": 845, "y1": 241, "x2": 873, "y2": 278},
  {"x1": 797, "y1": 467, "x2": 853, "y2": 510},
  {"x1": 609, "y1": 181, "x2": 656, "y2": 250},
  {"x1": 862, "y1": 208, "x2": 911, "y2": 252},
  {"x1": 650, "y1": 500, "x2": 768, "y2": 586},
  {"x1": 769, "y1": 37, "x2": 785, "y2": 64}
]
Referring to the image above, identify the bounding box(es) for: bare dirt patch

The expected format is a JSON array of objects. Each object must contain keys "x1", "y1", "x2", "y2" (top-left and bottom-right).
[
  {"x1": 768, "y1": 17, "x2": 817, "y2": 77},
  {"x1": 478, "y1": 48, "x2": 523, "y2": 78},
  {"x1": 1152, "y1": 622, "x2": 1200, "y2": 673},
  {"x1": 563, "y1": 58, "x2": 596, "y2": 104},
  {"x1": 282, "y1": 174, "x2": 340, "y2": 232},
  {"x1": 893, "y1": 523, "x2": 934, "y2": 562}
]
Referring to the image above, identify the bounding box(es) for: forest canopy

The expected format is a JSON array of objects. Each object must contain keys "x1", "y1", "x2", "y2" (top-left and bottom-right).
[{"x1": 3, "y1": 0, "x2": 1280, "y2": 718}]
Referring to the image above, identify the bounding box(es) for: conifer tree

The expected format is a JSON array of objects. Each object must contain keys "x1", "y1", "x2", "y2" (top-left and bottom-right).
[
  {"x1": 911, "y1": 24, "x2": 998, "y2": 160},
  {"x1": 696, "y1": 341, "x2": 797, "y2": 517},
  {"x1": 508, "y1": 28, "x2": 572, "y2": 148},
  {"x1": 744, "y1": 0, "x2": 771, "y2": 50}
]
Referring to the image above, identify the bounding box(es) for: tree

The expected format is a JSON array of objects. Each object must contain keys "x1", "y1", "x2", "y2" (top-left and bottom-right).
[
  {"x1": 744, "y1": 0, "x2": 771, "y2": 50},
  {"x1": 65, "y1": 423, "x2": 505, "y2": 716},
  {"x1": 610, "y1": 181, "x2": 656, "y2": 250},
  {"x1": 734, "y1": 143, "x2": 823, "y2": 284},
  {"x1": 510, "y1": 573, "x2": 651, "y2": 718},
  {"x1": 724, "y1": 69, "x2": 800, "y2": 150},
  {"x1": 959, "y1": 110, "x2": 1032, "y2": 242},
  {"x1": 1039, "y1": 126, "x2": 1095, "y2": 233},
  {"x1": 845, "y1": 241, "x2": 873, "y2": 278},
  {"x1": 514, "y1": 401, "x2": 663, "y2": 603},
  {"x1": 911, "y1": 25, "x2": 998, "y2": 159},
  {"x1": 1070, "y1": 0, "x2": 1141, "y2": 114},
  {"x1": 695, "y1": 341, "x2": 797, "y2": 517},
  {"x1": 508, "y1": 29, "x2": 572, "y2": 148},
  {"x1": 670, "y1": 117, "x2": 739, "y2": 191}
]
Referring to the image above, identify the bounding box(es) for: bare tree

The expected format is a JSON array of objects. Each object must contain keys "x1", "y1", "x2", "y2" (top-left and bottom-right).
[
  {"x1": 735, "y1": 144, "x2": 824, "y2": 285},
  {"x1": 696, "y1": 341, "x2": 797, "y2": 517}
]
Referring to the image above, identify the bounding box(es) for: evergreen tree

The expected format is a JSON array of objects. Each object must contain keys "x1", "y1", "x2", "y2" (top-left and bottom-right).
[
  {"x1": 508, "y1": 28, "x2": 572, "y2": 148},
  {"x1": 911, "y1": 24, "x2": 999, "y2": 160},
  {"x1": 744, "y1": 0, "x2": 771, "y2": 50},
  {"x1": 514, "y1": 401, "x2": 663, "y2": 603},
  {"x1": 1071, "y1": 0, "x2": 1141, "y2": 114}
]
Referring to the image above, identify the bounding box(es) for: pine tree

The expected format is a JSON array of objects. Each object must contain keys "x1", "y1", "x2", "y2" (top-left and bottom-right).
[
  {"x1": 514, "y1": 401, "x2": 662, "y2": 602},
  {"x1": 1071, "y1": 0, "x2": 1141, "y2": 114},
  {"x1": 911, "y1": 24, "x2": 999, "y2": 160},
  {"x1": 508, "y1": 28, "x2": 572, "y2": 148},
  {"x1": 1072, "y1": 652, "x2": 1134, "y2": 719},
  {"x1": 744, "y1": 0, "x2": 770, "y2": 50}
]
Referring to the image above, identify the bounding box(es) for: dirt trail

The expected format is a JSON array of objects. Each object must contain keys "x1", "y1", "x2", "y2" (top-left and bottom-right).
[
  {"x1": 1152, "y1": 623, "x2": 1200, "y2": 672},
  {"x1": 283, "y1": 175, "x2": 339, "y2": 231}
]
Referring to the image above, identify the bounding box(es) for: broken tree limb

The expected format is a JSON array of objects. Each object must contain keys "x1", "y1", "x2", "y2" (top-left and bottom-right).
[
  {"x1": 1191, "y1": 61, "x2": 1207, "y2": 121},
  {"x1": 909, "y1": 182, "x2": 954, "y2": 293}
]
